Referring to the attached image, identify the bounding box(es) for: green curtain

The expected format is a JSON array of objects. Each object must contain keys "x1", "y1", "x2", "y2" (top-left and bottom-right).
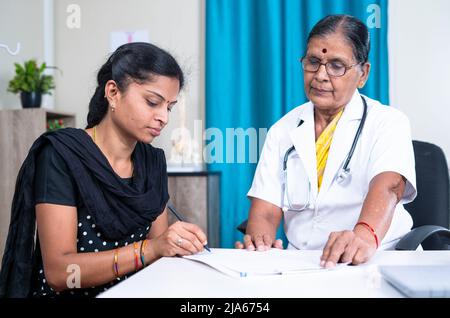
[{"x1": 206, "y1": 0, "x2": 389, "y2": 247}]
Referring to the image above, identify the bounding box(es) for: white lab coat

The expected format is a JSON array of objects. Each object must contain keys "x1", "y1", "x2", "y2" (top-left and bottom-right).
[{"x1": 247, "y1": 90, "x2": 417, "y2": 250}]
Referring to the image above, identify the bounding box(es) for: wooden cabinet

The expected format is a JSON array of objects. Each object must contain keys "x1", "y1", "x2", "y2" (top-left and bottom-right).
[
  {"x1": 0, "y1": 109, "x2": 75, "y2": 264},
  {"x1": 168, "y1": 172, "x2": 220, "y2": 247}
]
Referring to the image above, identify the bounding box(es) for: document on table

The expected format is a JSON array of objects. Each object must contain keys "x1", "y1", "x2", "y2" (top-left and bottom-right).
[{"x1": 183, "y1": 248, "x2": 345, "y2": 278}]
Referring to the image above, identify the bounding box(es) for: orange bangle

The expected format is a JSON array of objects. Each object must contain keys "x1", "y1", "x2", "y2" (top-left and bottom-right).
[
  {"x1": 356, "y1": 221, "x2": 379, "y2": 249},
  {"x1": 133, "y1": 242, "x2": 140, "y2": 271},
  {"x1": 140, "y1": 239, "x2": 148, "y2": 267},
  {"x1": 113, "y1": 248, "x2": 120, "y2": 278}
]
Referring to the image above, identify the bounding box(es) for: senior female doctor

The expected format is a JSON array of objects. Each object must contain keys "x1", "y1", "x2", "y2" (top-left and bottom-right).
[{"x1": 235, "y1": 15, "x2": 417, "y2": 268}]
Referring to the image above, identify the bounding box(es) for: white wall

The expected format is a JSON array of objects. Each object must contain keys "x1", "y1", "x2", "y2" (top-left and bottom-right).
[
  {"x1": 53, "y1": 0, "x2": 204, "y2": 156},
  {"x1": 1, "y1": 0, "x2": 204, "y2": 159},
  {"x1": 2, "y1": 0, "x2": 449, "y2": 164},
  {"x1": 389, "y1": 0, "x2": 450, "y2": 162},
  {"x1": 0, "y1": 0, "x2": 45, "y2": 108}
]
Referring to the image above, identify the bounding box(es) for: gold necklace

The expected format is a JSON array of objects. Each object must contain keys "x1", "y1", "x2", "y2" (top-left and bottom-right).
[
  {"x1": 93, "y1": 126, "x2": 97, "y2": 144},
  {"x1": 93, "y1": 125, "x2": 134, "y2": 177}
]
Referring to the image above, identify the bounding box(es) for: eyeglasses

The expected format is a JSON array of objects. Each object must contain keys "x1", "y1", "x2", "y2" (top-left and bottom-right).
[{"x1": 300, "y1": 56, "x2": 361, "y2": 77}]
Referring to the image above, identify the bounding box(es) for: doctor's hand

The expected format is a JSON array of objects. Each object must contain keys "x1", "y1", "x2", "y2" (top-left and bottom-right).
[
  {"x1": 320, "y1": 230, "x2": 377, "y2": 268},
  {"x1": 234, "y1": 234, "x2": 283, "y2": 251}
]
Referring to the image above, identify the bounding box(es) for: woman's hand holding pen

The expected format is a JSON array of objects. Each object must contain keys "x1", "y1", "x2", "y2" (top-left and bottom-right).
[{"x1": 151, "y1": 221, "x2": 208, "y2": 257}]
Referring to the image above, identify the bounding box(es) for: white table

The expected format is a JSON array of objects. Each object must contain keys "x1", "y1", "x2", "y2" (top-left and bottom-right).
[{"x1": 98, "y1": 250, "x2": 450, "y2": 298}]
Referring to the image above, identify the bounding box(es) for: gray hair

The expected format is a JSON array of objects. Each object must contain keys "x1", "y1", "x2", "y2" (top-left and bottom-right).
[{"x1": 307, "y1": 14, "x2": 370, "y2": 64}]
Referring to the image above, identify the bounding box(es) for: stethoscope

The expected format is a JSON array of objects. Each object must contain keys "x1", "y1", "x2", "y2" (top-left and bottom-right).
[{"x1": 282, "y1": 96, "x2": 368, "y2": 212}]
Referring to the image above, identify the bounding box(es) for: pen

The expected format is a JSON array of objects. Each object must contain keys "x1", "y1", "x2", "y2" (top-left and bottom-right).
[{"x1": 167, "y1": 202, "x2": 211, "y2": 252}]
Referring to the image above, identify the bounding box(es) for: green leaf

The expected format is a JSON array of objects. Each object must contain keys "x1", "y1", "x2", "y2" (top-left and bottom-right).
[
  {"x1": 39, "y1": 62, "x2": 46, "y2": 74},
  {"x1": 7, "y1": 59, "x2": 57, "y2": 95}
]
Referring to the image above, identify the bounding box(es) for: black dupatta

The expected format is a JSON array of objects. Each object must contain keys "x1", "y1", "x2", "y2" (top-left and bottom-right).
[{"x1": 0, "y1": 128, "x2": 169, "y2": 297}]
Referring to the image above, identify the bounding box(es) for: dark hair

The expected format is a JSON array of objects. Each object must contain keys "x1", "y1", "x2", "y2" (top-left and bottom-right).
[
  {"x1": 307, "y1": 14, "x2": 370, "y2": 64},
  {"x1": 86, "y1": 42, "x2": 185, "y2": 128}
]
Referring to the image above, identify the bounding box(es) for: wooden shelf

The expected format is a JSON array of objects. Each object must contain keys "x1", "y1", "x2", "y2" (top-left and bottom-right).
[
  {"x1": 0, "y1": 109, "x2": 76, "y2": 265},
  {"x1": 46, "y1": 110, "x2": 76, "y2": 128}
]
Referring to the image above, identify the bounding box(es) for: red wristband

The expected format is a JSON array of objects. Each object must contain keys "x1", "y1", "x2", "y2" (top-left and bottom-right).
[{"x1": 355, "y1": 221, "x2": 379, "y2": 249}]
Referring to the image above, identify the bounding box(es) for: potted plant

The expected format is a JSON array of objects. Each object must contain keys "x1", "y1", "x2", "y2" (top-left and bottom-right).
[{"x1": 7, "y1": 59, "x2": 56, "y2": 108}]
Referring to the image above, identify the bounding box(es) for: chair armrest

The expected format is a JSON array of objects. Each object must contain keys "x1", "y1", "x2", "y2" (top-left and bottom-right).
[
  {"x1": 236, "y1": 220, "x2": 248, "y2": 234},
  {"x1": 395, "y1": 225, "x2": 450, "y2": 250}
]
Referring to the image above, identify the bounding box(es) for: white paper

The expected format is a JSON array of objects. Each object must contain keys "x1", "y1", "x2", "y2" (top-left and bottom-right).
[
  {"x1": 183, "y1": 248, "x2": 345, "y2": 278},
  {"x1": 110, "y1": 30, "x2": 149, "y2": 52}
]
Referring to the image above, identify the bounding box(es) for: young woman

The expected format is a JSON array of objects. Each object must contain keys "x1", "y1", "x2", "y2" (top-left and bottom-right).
[{"x1": 0, "y1": 42, "x2": 208, "y2": 298}]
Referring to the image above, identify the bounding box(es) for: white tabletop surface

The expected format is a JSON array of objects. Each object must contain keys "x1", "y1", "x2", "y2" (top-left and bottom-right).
[{"x1": 98, "y1": 249, "x2": 450, "y2": 298}]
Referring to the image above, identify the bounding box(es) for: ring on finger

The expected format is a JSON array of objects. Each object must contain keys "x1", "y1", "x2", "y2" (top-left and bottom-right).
[{"x1": 176, "y1": 238, "x2": 183, "y2": 247}]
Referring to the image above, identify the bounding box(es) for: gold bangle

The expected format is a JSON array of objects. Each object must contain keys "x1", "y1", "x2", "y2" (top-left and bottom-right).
[
  {"x1": 140, "y1": 239, "x2": 148, "y2": 267},
  {"x1": 113, "y1": 248, "x2": 119, "y2": 277}
]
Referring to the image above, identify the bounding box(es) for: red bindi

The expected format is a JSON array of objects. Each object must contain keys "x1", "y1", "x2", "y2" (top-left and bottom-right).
[{"x1": 322, "y1": 48, "x2": 327, "y2": 53}]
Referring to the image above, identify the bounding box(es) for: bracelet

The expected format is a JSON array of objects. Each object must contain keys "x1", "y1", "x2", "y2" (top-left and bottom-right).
[
  {"x1": 355, "y1": 221, "x2": 379, "y2": 249},
  {"x1": 140, "y1": 239, "x2": 148, "y2": 268},
  {"x1": 113, "y1": 248, "x2": 120, "y2": 278},
  {"x1": 133, "y1": 242, "x2": 140, "y2": 271}
]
